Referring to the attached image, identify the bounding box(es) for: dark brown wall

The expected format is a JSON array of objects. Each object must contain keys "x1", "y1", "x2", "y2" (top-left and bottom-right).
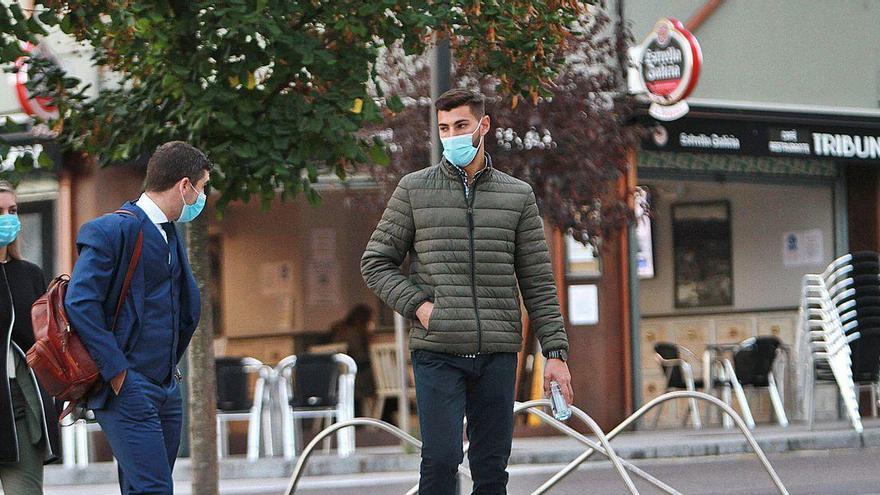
[
  {"x1": 567, "y1": 236, "x2": 628, "y2": 431},
  {"x1": 846, "y1": 165, "x2": 880, "y2": 252}
]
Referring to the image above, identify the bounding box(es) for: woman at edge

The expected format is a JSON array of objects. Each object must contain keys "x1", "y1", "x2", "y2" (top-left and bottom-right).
[{"x1": 0, "y1": 180, "x2": 61, "y2": 494}]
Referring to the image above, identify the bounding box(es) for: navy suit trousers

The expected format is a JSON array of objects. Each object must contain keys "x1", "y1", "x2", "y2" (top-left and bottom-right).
[
  {"x1": 412, "y1": 350, "x2": 517, "y2": 495},
  {"x1": 94, "y1": 369, "x2": 182, "y2": 495}
]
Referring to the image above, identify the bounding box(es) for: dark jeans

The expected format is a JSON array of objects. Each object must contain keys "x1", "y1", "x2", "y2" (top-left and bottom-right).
[{"x1": 412, "y1": 350, "x2": 517, "y2": 495}]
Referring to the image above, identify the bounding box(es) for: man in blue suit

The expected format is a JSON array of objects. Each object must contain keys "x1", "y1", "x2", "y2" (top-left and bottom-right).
[{"x1": 65, "y1": 141, "x2": 210, "y2": 494}]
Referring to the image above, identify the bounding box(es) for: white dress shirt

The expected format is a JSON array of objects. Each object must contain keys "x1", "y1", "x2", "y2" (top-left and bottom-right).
[{"x1": 136, "y1": 193, "x2": 170, "y2": 244}]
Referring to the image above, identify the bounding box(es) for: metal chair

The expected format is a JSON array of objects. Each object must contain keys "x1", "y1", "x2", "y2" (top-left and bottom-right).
[
  {"x1": 818, "y1": 254, "x2": 880, "y2": 418},
  {"x1": 276, "y1": 353, "x2": 356, "y2": 460},
  {"x1": 215, "y1": 356, "x2": 273, "y2": 461},
  {"x1": 725, "y1": 336, "x2": 789, "y2": 427},
  {"x1": 652, "y1": 342, "x2": 734, "y2": 429},
  {"x1": 796, "y1": 274, "x2": 863, "y2": 431}
]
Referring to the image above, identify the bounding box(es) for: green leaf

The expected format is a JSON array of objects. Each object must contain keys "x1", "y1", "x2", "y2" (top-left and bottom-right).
[
  {"x1": 387, "y1": 95, "x2": 404, "y2": 113},
  {"x1": 368, "y1": 143, "x2": 389, "y2": 166},
  {"x1": 135, "y1": 18, "x2": 151, "y2": 32},
  {"x1": 37, "y1": 151, "x2": 53, "y2": 168}
]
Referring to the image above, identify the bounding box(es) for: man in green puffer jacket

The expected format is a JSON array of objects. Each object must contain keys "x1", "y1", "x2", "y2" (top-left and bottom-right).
[{"x1": 361, "y1": 88, "x2": 572, "y2": 495}]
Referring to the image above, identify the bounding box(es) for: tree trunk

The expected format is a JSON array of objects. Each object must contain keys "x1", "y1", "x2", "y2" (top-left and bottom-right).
[{"x1": 186, "y1": 215, "x2": 219, "y2": 494}]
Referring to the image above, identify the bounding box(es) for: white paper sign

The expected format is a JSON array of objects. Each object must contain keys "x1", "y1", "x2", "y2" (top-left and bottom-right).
[
  {"x1": 783, "y1": 229, "x2": 824, "y2": 267},
  {"x1": 566, "y1": 235, "x2": 596, "y2": 263},
  {"x1": 307, "y1": 261, "x2": 341, "y2": 305},
  {"x1": 310, "y1": 228, "x2": 337, "y2": 262},
  {"x1": 568, "y1": 284, "x2": 599, "y2": 325},
  {"x1": 259, "y1": 261, "x2": 294, "y2": 295}
]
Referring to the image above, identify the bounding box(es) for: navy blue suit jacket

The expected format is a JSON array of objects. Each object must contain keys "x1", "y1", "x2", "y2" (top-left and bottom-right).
[{"x1": 64, "y1": 202, "x2": 200, "y2": 409}]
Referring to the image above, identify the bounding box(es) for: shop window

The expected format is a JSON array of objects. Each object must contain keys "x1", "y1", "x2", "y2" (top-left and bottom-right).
[
  {"x1": 672, "y1": 201, "x2": 733, "y2": 308},
  {"x1": 565, "y1": 232, "x2": 600, "y2": 279}
]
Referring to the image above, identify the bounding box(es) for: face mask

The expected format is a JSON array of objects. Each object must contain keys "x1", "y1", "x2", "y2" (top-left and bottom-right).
[
  {"x1": 0, "y1": 214, "x2": 21, "y2": 247},
  {"x1": 440, "y1": 117, "x2": 484, "y2": 167},
  {"x1": 177, "y1": 183, "x2": 206, "y2": 223}
]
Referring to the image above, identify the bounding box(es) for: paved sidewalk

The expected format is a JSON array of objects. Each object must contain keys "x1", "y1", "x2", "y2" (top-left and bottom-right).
[{"x1": 31, "y1": 417, "x2": 880, "y2": 489}]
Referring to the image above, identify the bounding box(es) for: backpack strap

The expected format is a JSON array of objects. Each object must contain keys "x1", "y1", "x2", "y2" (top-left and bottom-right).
[{"x1": 110, "y1": 209, "x2": 143, "y2": 332}]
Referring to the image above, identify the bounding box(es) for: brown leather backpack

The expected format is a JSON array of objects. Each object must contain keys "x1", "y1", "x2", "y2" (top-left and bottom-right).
[{"x1": 27, "y1": 210, "x2": 143, "y2": 420}]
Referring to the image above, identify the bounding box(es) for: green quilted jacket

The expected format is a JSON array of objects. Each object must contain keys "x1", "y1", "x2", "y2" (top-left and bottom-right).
[{"x1": 361, "y1": 156, "x2": 569, "y2": 357}]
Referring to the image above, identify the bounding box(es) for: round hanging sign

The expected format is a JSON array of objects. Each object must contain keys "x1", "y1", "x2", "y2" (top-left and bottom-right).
[
  {"x1": 14, "y1": 43, "x2": 60, "y2": 121},
  {"x1": 636, "y1": 17, "x2": 702, "y2": 106}
]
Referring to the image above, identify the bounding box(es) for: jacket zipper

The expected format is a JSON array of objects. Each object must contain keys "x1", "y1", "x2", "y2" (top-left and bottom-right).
[{"x1": 462, "y1": 173, "x2": 483, "y2": 354}]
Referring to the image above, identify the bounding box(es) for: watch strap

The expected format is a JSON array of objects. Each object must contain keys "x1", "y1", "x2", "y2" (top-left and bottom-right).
[{"x1": 546, "y1": 349, "x2": 568, "y2": 362}]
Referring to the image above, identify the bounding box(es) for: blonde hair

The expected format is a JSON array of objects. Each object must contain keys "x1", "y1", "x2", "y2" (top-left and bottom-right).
[{"x1": 0, "y1": 180, "x2": 21, "y2": 261}]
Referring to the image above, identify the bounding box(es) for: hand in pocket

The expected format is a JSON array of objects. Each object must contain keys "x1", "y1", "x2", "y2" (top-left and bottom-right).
[{"x1": 416, "y1": 301, "x2": 435, "y2": 329}]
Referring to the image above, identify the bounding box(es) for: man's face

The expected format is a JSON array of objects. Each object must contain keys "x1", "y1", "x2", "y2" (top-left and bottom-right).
[
  {"x1": 437, "y1": 105, "x2": 488, "y2": 142},
  {"x1": 180, "y1": 170, "x2": 210, "y2": 206}
]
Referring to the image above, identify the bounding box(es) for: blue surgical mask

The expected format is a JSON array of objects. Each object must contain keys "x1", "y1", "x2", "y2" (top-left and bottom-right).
[
  {"x1": 177, "y1": 184, "x2": 206, "y2": 223},
  {"x1": 440, "y1": 117, "x2": 485, "y2": 167},
  {"x1": 0, "y1": 214, "x2": 21, "y2": 247}
]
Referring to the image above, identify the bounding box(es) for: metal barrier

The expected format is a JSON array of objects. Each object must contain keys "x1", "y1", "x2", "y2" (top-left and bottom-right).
[
  {"x1": 399, "y1": 400, "x2": 676, "y2": 495},
  {"x1": 283, "y1": 391, "x2": 790, "y2": 495},
  {"x1": 513, "y1": 401, "x2": 680, "y2": 495},
  {"x1": 283, "y1": 418, "x2": 471, "y2": 495},
  {"x1": 533, "y1": 391, "x2": 789, "y2": 495},
  {"x1": 285, "y1": 401, "x2": 636, "y2": 494},
  {"x1": 399, "y1": 400, "x2": 641, "y2": 495}
]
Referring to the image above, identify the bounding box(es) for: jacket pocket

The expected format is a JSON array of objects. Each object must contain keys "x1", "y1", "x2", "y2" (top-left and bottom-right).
[{"x1": 426, "y1": 303, "x2": 438, "y2": 333}]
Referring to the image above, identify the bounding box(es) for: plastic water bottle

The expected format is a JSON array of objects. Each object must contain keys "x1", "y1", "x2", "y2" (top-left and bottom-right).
[{"x1": 549, "y1": 380, "x2": 572, "y2": 421}]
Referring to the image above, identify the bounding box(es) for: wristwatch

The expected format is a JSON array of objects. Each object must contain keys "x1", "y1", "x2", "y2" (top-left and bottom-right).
[{"x1": 546, "y1": 350, "x2": 568, "y2": 362}]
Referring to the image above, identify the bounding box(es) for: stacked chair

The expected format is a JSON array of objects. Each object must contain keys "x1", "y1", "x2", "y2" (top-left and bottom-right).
[
  {"x1": 795, "y1": 251, "x2": 880, "y2": 432},
  {"x1": 823, "y1": 253, "x2": 880, "y2": 417}
]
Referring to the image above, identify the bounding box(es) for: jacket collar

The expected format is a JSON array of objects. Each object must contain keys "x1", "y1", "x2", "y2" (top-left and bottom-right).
[
  {"x1": 134, "y1": 193, "x2": 170, "y2": 226},
  {"x1": 439, "y1": 153, "x2": 494, "y2": 182},
  {"x1": 120, "y1": 200, "x2": 149, "y2": 222}
]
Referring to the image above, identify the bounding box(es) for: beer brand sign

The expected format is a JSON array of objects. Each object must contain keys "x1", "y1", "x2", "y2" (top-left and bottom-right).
[
  {"x1": 629, "y1": 18, "x2": 702, "y2": 121},
  {"x1": 13, "y1": 43, "x2": 60, "y2": 121},
  {"x1": 638, "y1": 18, "x2": 701, "y2": 105}
]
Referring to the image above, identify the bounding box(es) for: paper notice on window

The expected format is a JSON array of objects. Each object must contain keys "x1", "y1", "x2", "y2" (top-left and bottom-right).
[
  {"x1": 310, "y1": 228, "x2": 337, "y2": 262},
  {"x1": 259, "y1": 261, "x2": 294, "y2": 295},
  {"x1": 307, "y1": 261, "x2": 341, "y2": 305},
  {"x1": 568, "y1": 284, "x2": 599, "y2": 325},
  {"x1": 783, "y1": 229, "x2": 824, "y2": 267}
]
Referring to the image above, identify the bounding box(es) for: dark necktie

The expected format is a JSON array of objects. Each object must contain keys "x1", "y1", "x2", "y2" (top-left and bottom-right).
[{"x1": 160, "y1": 222, "x2": 177, "y2": 265}]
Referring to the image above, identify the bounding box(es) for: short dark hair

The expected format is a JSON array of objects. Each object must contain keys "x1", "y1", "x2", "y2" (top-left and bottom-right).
[
  {"x1": 434, "y1": 88, "x2": 485, "y2": 118},
  {"x1": 144, "y1": 141, "x2": 213, "y2": 192}
]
